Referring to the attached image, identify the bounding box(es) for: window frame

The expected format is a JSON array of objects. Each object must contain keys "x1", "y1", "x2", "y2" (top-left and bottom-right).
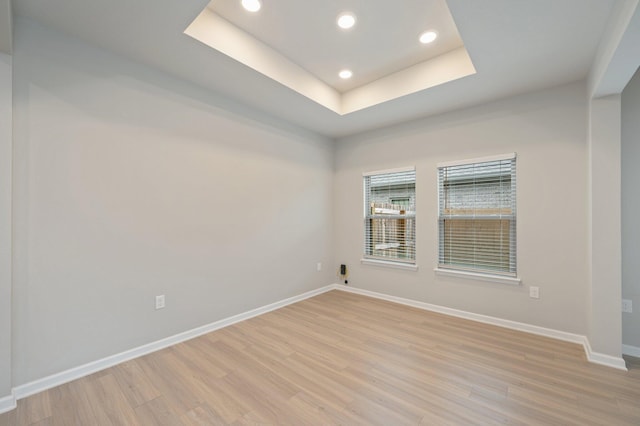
[
  {"x1": 435, "y1": 153, "x2": 519, "y2": 283},
  {"x1": 362, "y1": 167, "x2": 417, "y2": 268}
]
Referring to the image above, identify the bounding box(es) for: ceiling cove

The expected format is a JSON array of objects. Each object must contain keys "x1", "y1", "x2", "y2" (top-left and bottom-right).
[{"x1": 185, "y1": 0, "x2": 476, "y2": 115}]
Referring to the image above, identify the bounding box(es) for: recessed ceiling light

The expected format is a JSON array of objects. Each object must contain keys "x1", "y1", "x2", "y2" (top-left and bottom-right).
[
  {"x1": 339, "y1": 69, "x2": 353, "y2": 79},
  {"x1": 419, "y1": 30, "x2": 438, "y2": 44},
  {"x1": 241, "y1": 0, "x2": 261, "y2": 12},
  {"x1": 337, "y1": 13, "x2": 356, "y2": 29}
]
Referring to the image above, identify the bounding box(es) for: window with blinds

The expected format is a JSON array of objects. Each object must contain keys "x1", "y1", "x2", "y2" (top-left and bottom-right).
[
  {"x1": 364, "y1": 168, "x2": 416, "y2": 264},
  {"x1": 438, "y1": 154, "x2": 516, "y2": 276}
]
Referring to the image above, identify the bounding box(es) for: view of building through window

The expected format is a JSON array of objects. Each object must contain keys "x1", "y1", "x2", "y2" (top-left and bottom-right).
[
  {"x1": 364, "y1": 169, "x2": 416, "y2": 263},
  {"x1": 438, "y1": 155, "x2": 516, "y2": 275}
]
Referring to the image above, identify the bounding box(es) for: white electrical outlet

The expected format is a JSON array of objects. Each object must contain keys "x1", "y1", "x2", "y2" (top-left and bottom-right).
[
  {"x1": 529, "y1": 286, "x2": 540, "y2": 299},
  {"x1": 317, "y1": 262, "x2": 322, "y2": 272},
  {"x1": 155, "y1": 295, "x2": 165, "y2": 310},
  {"x1": 622, "y1": 299, "x2": 633, "y2": 313}
]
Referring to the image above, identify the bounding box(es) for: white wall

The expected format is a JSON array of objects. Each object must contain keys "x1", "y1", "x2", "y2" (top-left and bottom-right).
[
  {"x1": 11, "y1": 19, "x2": 334, "y2": 385},
  {"x1": 334, "y1": 83, "x2": 590, "y2": 335},
  {"x1": 587, "y1": 94, "x2": 623, "y2": 358},
  {"x1": 0, "y1": 52, "x2": 12, "y2": 399},
  {"x1": 622, "y1": 68, "x2": 640, "y2": 351}
]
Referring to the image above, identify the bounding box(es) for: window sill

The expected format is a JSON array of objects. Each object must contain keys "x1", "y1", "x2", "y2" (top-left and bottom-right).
[
  {"x1": 434, "y1": 267, "x2": 521, "y2": 285},
  {"x1": 361, "y1": 259, "x2": 419, "y2": 271}
]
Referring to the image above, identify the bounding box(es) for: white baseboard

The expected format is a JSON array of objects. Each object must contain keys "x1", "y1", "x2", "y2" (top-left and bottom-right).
[
  {"x1": 331, "y1": 284, "x2": 628, "y2": 371},
  {"x1": 583, "y1": 338, "x2": 628, "y2": 370},
  {"x1": 12, "y1": 285, "x2": 334, "y2": 402},
  {"x1": 5, "y1": 282, "x2": 630, "y2": 413},
  {"x1": 0, "y1": 393, "x2": 16, "y2": 415},
  {"x1": 623, "y1": 344, "x2": 640, "y2": 358}
]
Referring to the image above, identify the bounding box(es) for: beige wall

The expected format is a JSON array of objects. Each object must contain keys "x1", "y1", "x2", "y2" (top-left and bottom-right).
[
  {"x1": 0, "y1": 52, "x2": 12, "y2": 398},
  {"x1": 622, "y1": 68, "x2": 640, "y2": 351},
  {"x1": 587, "y1": 94, "x2": 623, "y2": 358},
  {"x1": 10, "y1": 19, "x2": 334, "y2": 385},
  {"x1": 334, "y1": 82, "x2": 590, "y2": 336}
]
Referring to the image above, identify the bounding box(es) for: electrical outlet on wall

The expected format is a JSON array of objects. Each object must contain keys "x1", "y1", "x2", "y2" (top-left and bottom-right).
[
  {"x1": 317, "y1": 262, "x2": 322, "y2": 272},
  {"x1": 622, "y1": 299, "x2": 633, "y2": 313},
  {"x1": 529, "y1": 286, "x2": 540, "y2": 299},
  {"x1": 155, "y1": 295, "x2": 166, "y2": 310}
]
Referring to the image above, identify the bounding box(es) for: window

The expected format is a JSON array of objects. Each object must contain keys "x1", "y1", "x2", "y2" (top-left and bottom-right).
[
  {"x1": 364, "y1": 168, "x2": 416, "y2": 264},
  {"x1": 437, "y1": 154, "x2": 516, "y2": 276}
]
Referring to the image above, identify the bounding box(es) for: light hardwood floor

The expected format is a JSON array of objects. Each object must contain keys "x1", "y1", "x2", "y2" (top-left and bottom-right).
[{"x1": 2, "y1": 290, "x2": 640, "y2": 425}]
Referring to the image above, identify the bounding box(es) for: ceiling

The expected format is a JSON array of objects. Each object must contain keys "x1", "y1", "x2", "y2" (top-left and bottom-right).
[
  {"x1": 186, "y1": 0, "x2": 475, "y2": 115},
  {"x1": 9, "y1": 0, "x2": 633, "y2": 138},
  {"x1": 206, "y1": 0, "x2": 465, "y2": 92}
]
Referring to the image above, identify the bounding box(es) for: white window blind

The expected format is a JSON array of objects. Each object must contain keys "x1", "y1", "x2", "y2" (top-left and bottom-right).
[
  {"x1": 438, "y1": 155, "x2": 516, "y2": 276},
  {"x1": 364, "y1": 168, "x2": 416, "y2": 264}
]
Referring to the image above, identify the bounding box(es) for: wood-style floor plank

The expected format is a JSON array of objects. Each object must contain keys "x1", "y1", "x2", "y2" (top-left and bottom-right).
[{"x1": 2, "y1": 290, "x2": 640, "y2": 425}]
